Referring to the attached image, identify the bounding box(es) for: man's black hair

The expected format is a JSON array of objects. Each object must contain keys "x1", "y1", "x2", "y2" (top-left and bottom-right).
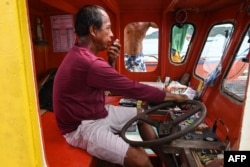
[{"x1": 75, "y1": 5, "x2": 105, "y2": 37}]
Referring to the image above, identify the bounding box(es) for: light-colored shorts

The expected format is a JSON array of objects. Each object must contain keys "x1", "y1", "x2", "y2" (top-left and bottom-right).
[{"x1": 63, "y1": 104, "x2": 137, "y2": 165}]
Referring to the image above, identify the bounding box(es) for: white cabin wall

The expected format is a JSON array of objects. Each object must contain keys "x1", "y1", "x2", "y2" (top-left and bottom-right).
[{"x1": 239, "y1": 79, "x2": 250, "y2": 150}]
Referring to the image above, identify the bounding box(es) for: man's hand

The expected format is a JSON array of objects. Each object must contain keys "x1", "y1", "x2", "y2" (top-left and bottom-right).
[
  {"x1": 108, "y1": 39, "x2": 121, "y2": 67},
  {"x1": 175, "y1": 94, "x2": 190, "y2": 102},
  {"x1": 104, "y1": 91, "x2": 111, "y2": 96},
  {"x1": 164, "y1": 91, "x2": 190, "y2": 102}
]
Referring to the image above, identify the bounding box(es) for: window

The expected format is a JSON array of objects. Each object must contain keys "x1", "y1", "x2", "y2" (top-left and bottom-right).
[
  {"x1": 195, "y1": 23, "x2": 234, "y2": 79},
  {"x1": 124, "y1": 22, "x2": 158, "y2": 72},
  {"x1": 223, "y1": 27, "x2": 250, "y2": 101},
  {"x1": 171, "y1": 23, "x2": 194, "y2": 63}
]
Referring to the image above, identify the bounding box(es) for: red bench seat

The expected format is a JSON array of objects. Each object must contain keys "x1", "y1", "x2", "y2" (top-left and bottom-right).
[{"x1": 41, "y1": 112, "x2": 96, "y2": 167}]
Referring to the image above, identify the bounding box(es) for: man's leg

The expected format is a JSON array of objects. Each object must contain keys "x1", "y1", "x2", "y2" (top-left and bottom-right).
[
  {"x1": 124, "y1": 146, "x2": 153, "y2": 167},
  {"x1": 137, "y1": 120, "x2": 177, "y2": 167}
]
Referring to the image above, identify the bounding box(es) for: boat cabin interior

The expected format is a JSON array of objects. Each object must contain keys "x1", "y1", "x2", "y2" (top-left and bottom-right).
[{"x1": 1, "y1": 0, "x2": 249, "y2": 166}]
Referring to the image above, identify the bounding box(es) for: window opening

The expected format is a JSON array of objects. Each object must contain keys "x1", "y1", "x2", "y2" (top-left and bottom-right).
[
  {"x1": 223, "y1": 27, "x2": 250, "y2": 101},
  {"x1": 195, "y1": 23, "x2": 234, "y2": 80},
  {"x1": 171, "y1": 24, "x2": 194, "y2": 63},
  {"x1": 124, "y1": 22, "x2": 159, "y2": 72}
]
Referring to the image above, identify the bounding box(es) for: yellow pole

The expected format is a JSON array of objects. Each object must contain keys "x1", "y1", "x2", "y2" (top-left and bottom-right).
[{"x1": 0, "y1": 0, "x2": 44, "y2": 166}]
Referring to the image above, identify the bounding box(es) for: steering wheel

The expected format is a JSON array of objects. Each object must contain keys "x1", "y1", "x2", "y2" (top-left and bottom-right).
[{"x1": 120, "y1": 100, "x2": 207, "y2": 147}]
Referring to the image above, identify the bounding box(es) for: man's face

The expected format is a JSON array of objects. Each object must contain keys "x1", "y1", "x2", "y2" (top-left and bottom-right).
[{"x1": 93, "y1": 9, "x2": 114, "y2": 52}]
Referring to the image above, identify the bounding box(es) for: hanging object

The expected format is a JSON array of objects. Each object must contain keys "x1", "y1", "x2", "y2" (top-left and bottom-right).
[
  {"x1": 34, "y1": 17, "x2": 47, "y2": 45},
  {"x1": 175, "y1": 9, "x2": 188, "y2": 28}
]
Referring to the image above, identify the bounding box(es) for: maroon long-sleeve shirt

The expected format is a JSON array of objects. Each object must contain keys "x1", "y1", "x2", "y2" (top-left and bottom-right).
[{"x1": 53, "y1": 45, "x2": 165, "y2": 134}]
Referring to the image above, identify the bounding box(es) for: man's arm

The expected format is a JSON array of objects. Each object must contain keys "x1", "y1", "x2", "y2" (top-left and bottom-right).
[
  {"x1": 149, "y1": 22, "x2": 158, "y2": 28},
  {"x1": 106, "y1": 39, "x2": 121, "y2": 95}
]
